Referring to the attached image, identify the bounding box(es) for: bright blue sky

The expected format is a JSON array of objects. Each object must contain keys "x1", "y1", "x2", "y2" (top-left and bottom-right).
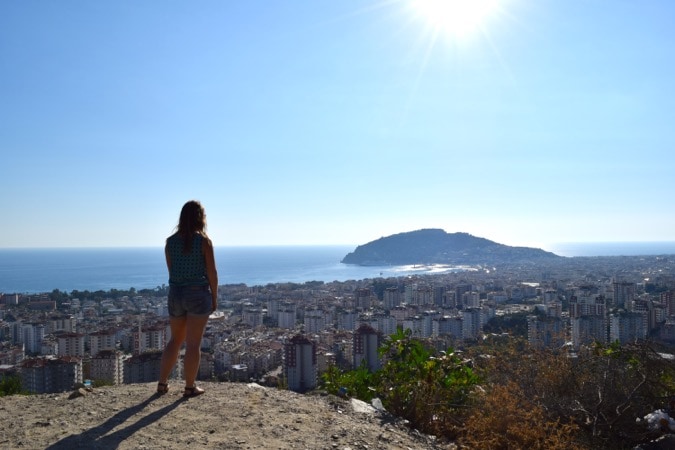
[{"x1": 2, "y1": 1, "x2": 674, "y2": 250}]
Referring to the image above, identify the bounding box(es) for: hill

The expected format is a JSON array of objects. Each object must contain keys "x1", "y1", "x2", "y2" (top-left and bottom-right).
[
  {"x1": 341, "y1": 229, "x2": 560, "y2": 266},
  {"x1": 0, "y1": 382, "x2": 444, "y2": 449}
]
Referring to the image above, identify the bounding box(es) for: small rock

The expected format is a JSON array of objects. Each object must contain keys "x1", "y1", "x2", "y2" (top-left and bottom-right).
[{"x1": 68, "y1": 388, "x2": 87, "y2": 399}]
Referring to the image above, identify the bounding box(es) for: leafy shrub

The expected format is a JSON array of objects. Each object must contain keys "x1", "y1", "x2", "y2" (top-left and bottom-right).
[
  {"x1": 321, "y1": 363, "x2": 377, "y2": 401},
  {"x1": 0, "y1": 375, "x2": 26, "y2": 397},
  {"x1": 321, "y1": 327, "x2": 481, "y2": 439},
  {"x1": 376, "y1": 327, "x2": 480, "y2": 438}
]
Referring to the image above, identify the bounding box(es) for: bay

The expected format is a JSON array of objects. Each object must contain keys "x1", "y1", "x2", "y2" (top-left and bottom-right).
[
  {"x1": 0, "y1": 246, "x2": 458, "y2": 294},
  {"x1": 2, "y1": 241, "x2": 675, "y2": 294}
]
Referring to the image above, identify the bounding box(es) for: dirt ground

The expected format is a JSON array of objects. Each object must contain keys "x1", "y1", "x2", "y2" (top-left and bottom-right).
[{"x1": 0, "y1": 381, "x2": 451, "y2": 449}]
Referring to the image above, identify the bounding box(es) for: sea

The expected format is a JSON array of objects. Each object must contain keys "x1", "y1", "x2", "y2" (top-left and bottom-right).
[{"x1": 1, "y1": 242, "x2": 675, "y2": 294}]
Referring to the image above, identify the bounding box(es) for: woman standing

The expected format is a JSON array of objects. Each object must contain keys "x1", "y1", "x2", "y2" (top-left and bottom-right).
[{"x1": 157, "y1": 200, "x2": 218, "y2": 397}]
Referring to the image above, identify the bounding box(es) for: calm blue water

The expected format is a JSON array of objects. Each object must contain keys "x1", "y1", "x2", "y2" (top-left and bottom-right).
[
  {"x1": 1, "y1": 242, "x2": 674, "y2": 294},
  {"x1": 0, "y1": 246, "x2": 452, "y2": 294}
]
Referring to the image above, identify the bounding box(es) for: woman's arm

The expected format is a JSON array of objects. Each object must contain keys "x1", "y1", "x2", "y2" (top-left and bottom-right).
[{"x1": 202, "y1": 237, "x2": 219, "y2": 312}]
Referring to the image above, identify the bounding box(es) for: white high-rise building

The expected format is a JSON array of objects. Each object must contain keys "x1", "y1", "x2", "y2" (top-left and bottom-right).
[
  {"x1": 57, "y1": 333, "x2": 85, "y2": 357},
  {"x1": 353, "y1": 324, "x2": 381, "y2": 372},
  {"x1": 133, "y1": 324, "x2": 167, "y2": 355},
  {"x1": 613, "y1": 282, "x2": 636, "y2": 311},
  {"x1": 242, "y1": 308, "x2": 263, "y2": 328},
  {"x1": 462, "y1": 308, "x2": 483, "y2": 340},
  {"x1": 284, "y1": 334, "x2": 316, "y2": 393},
  {"x1": 47, "y1": 315, "x2": 77, "y2": 334},
  {"x1": 304, "y1": 309, "x2": 326, "y2": 333},
  {"x1": 570, "y1": 294, "x2": 606, "y2": 318},
  {"x1": 355, "y1": 288, "x2": 373, "y2": 309},
  {"x1": 267, "y1": 298, "x2": 280, "y2": 325},
  {"x1": 527, "y1": 316, "x2": 565, "y2": 349},
  {"x1": 89, "y1": 329, "x2": 116, "y2": 357},
  {"x1": 435, "y1": 316, "x2": 463, "y2": 339},
  {"x1": 413, "y1": 285, "x2": 434, "y2": 306},
  {"x1": 23, "y1": 323, "x2": 45, "y2": 354},
  {"x1": 337, "y1": 310, "x2": 357, "y2": 331},
  {"x1": 90, "y1": 349, "x2": 125, "y2": 385},
  {"x1": 609, "y1": 312, "x2": 648, "y2": 344},
  {"x1": 383, "y1": 287, "x2": 401, "y2": 309},
  {"x1": 572, "y1": 316, "x2": 607, "y2": 348},
  {"x1": 278, "y1": 302, "x2": 297, "y2": 330},
  {"x1": 373, "y1": 314, "x2": 397, "y2": 336}
]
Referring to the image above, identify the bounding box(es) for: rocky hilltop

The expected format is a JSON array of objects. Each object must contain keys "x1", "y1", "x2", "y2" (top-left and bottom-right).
[
  {"x1": 0, "y1": 382, "x2": 444, "y2": 449},
  {"x1": 341, "y1": 229, "x2": 560, "y2": 266}
]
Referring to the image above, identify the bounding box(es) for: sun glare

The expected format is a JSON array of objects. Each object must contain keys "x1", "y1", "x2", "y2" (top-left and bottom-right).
[{"x1": 410, "y1": 0, "x2": 499, "y2": 40}]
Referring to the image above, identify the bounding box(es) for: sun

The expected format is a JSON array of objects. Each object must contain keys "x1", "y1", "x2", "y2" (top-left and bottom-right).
[{"x1": 409, "y1": 0, "x2": 500, "y2": 40}]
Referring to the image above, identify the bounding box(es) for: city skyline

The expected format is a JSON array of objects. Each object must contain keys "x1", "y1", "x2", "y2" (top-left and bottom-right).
[{"x1": 2, "y1": 1, "x2": 674, "y2": 249}]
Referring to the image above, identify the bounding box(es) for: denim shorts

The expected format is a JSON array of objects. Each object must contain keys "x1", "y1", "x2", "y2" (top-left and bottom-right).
[{"x1": 168, "y1": 285, "x2": 212, "y2": 317}]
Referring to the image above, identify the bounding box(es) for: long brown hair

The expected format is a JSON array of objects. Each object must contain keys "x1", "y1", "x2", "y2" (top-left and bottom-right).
[{"x1": 176, "y1": 200, "x2": 207, "y2": 253}]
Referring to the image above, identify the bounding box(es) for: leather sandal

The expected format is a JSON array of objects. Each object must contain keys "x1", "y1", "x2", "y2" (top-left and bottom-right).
[
  {"x1": 156, "y1": 382, "x2": 169, "y2": 394},
  {"x1": 183, "y1": 386, "x2": 205, "y2": 398}
]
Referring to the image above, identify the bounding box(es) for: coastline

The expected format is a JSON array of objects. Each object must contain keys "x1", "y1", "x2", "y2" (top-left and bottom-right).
[{"x1": 2, "y1": 243, "x2": 675, "y2": 294}]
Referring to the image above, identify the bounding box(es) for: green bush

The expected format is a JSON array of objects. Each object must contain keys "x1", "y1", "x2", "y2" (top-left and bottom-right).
[
  {"x1": 321, "y1": 363, "x2": 376, "y2": 401},
  {"x1": 376, "y1": 327, "x2": 480, "y2": 438},
  {"x1": 0, "y1": 375, "x2": 26, "y2": 397},
  {"x1": 321, "y1": 327, "x2": 480, "y2": 438}
]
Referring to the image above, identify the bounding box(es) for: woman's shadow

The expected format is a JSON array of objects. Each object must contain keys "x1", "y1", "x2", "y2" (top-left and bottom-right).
[{"x1": 46, "y1": 392, "x2": 184, "y2": 449}]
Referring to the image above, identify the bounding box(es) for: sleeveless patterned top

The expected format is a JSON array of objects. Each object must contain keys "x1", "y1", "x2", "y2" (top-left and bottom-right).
[{"x1": 166, "y1": 233, "x2": 208, "y2": 286}]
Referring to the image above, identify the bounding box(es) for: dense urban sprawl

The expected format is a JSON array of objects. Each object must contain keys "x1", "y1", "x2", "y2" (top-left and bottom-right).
[{"x1": 1, "y1": 255, "x2": 674, "y2": 395}]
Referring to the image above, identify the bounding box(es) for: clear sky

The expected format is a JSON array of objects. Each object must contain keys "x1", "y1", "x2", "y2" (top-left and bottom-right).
[{"x1": 2, "y1": 1, "x2": 674, "y2": 250}]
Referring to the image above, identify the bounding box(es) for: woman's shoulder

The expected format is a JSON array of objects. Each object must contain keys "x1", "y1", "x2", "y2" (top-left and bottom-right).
[{"x1": 199, "y1": 232, "x2": 213, "y2": 245}]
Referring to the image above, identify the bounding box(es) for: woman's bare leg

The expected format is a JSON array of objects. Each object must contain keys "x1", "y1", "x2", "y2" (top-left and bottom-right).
[
  {"x1": 159, "y1": 316, "x2": 187, "y2": 384},
  {"x1": 183, "y1": 314, "x2": 209, "y2": 388}
]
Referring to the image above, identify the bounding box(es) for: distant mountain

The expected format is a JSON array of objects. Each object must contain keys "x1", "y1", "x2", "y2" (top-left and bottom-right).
[{"x1": 341, "y1": 229, "x2": 560, "y2": 266}]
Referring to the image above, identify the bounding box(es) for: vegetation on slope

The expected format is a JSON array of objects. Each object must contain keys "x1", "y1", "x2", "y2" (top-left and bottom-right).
[{"x1": 321, "y1": 329, "x2": 675, "y2": 449}]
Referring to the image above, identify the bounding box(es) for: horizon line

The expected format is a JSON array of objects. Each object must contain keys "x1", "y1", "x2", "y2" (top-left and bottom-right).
[{"x1": 3, "y1": 240, "x2": 675, "y2": 251}]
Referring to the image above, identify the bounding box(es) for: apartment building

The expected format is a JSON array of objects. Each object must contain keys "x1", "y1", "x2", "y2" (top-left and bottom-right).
[
  {"x1": 22, "y1": 322, "x2": 45, "y2": 354},
  {"x1": 572, "y1": 316, "x2": 608, "y2": 348},
  {"x1": 277, "y1": 302, "x2": 297, "y2": 330},
  {"x1": 133, "y1": 323, "x2": 167, "y2": 355},
  {"x1": 283, "y1": 334, "x2": 316, "y2": 393},
  {"x1": 434, "y1": 315, "x2": 463, "y2": 339},
  {"x1": 353, "y1": 324, "x2": 381, "y2": 372},
  {"x1": 90, "y1": 349, "x2": 124, "y2": 385},
  {"x1": 89, "y1": 329, "x2": 117, "y2": 356},
  {"x1": 613, "y1": 281, "x2": 636, "y2": 311},
  {"x1": 242, "y1": 308, "x2": 263, "y2": 328},
  {"x1": 304, "y1": 309, "x2": 327, "y2": 333},
  {"x1": 527, "y1": 315, "x2": 565, "y2": 349},
  {"x1": 337, "y1": 309, "x2": 357, "y2": 331},
  {"x1": 123, "y1": 350, "x2": 168, "y2": 383},
  {"x1": 20, "y1": 356, "x2": 83, "y2": 394},
  {"x1": 383, "y1": 287, "x2": 401, "y2": 309},
  {"x1": 609, "y1": 312, "x2": 648, "y2": 344},
  {"x1": 57, "y1": 333, "x2": 86, "y2": 357}
]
